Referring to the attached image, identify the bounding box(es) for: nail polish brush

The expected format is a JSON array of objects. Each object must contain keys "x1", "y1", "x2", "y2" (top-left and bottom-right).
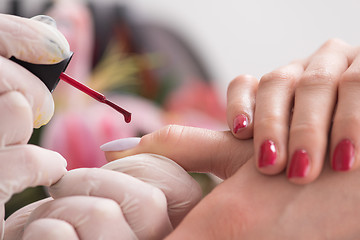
[{"x1": 9, "y1": 52, "x2": 131, "y2": 123}]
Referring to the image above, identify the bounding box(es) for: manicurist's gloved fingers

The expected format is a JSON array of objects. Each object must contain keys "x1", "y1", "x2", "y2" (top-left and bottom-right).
[
  {"x1": 0, "y1": 13, "x2": 72, "y2": 129},
  {"x1": 101, "y1": 154, "x2": 202, "y2": 227},
  {"x1": 0, "y1": 14, "x2": 70, "y2": 64},
  {"x1": 227, "y1": 74, "x2": 258, "y2": 139},
  {"x1": 26, "y1": 196, "x2": 136, "y2": 240},
  {"x1": 101, "y1": 126, "x2": 254, "y2": 179},
  {"x1": 0, "y1": 91, "x2": 33, "y2": 146},
  {"x1": 23, "y1": 218, "x2": 78, "y2": 240},
  {"x1": 0, "y1": 56, "x2": 54, "y2": 129},
  {"x1": 0, "y1": 145, "x2": 67, "y2": 203},
  {"x1": 49, "y1": 168, "x2": 173, "y2": 240},
  {"x1": 4, "y1": 198, "x2": 53, "y2": 240}
]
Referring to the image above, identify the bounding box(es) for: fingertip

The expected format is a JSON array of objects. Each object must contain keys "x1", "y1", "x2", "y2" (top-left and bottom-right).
[
  {"x1": 286, "y1": 149, "x2": 320, "y2": 185},
  {"x1": 33, "y1": 90, "x2": 54, "y2": 129},
  {"x1": 227, "y1": 74, "x2": 258, "y2": 139},
  {"x1": 100, "y1": 137, "x2": 141, "y2": 152},
  {"x1": 232, "y1": 113, "x2": 253, "y2": 139},
  {"x1": 255, "y1": 139, "x2": 287, "y2": 176},
  {"x1": 331, "y1": 139, "x2": 355, "y2": 172}
]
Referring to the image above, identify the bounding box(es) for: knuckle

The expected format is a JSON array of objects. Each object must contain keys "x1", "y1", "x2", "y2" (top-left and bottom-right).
[
  {"x1": 80, "y1": 168, "x2": 105, "y2": 183},
  {"x1": 229, "y1": 74, "x2": 256, "y2": 88},
  {"x1": 135, "y1": 187, "x2": 169, "y2": 238},
  {"x1": 321, "y1": 38, "x2": 349, "y2": 50},
  {"x1": 290, "y1": 122, "x2": 321, "y2": 137},
  {"x1": 298, "y1": 69, "x2": 334, "y2": 89},
  {"x1": 89, "y1": 198, "x2": 121, "y2": 220},
  {"x1": 21, "y1": 145, "x2": 42, "y2": 169},
  {"x1": 335, "y1": 113, "x2": 360, "y2": 126},
  {"x1": 144, "y1": 124, "x2": 185, "y2": 147},
  {"x1": 339, "y1": 70, "x2": 360, "y2": 88},
  {"x1": 261, "y1": 70, "x2": 297, "y2": 84},
  {"x1": 25, "y1": 219, "x2": 75, "y2": 239},
  {"x1": 148, "y1": 187, "x2": 167, "y2": 209},
  {"x1": 254, "y1": 114, "x2": 283, "y2": 130},
  {"x1": 259, "y1": 70, "x2": 297, "y2": 92}
]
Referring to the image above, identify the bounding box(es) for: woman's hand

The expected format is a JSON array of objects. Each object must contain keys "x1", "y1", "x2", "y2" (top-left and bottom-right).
[
  {"x1": 102, "y1": 125, "x2": 360, "y2": 239},
  {"x1": 227, "y1": 39, "x2": 360, "y2": 184}
]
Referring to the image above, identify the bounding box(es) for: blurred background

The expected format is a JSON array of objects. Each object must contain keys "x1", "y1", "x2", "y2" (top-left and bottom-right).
[{"x1": 2, "y1": 0, "x2": 360, "y2": 217}]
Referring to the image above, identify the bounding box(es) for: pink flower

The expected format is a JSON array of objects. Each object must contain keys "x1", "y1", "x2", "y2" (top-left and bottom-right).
[
  {"x1": 41, "y1": 95, "x2": 164, "y2": 170},
  {"x1": 164, "y1": 80, "x2": 227, "y2": 130}
]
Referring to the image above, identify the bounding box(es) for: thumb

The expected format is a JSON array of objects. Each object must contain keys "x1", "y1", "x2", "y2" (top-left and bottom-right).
[
  {"x1": 101, "y1": 125, "x2": 254, "y2": 179},
  {"x1": 0, "y1": 14, "x2": 71, "y2": 64}
]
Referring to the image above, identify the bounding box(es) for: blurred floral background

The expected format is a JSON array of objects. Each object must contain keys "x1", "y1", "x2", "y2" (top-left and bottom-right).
[{"x1": 2, "y1": 0, "x2": 226, "y2": 217}]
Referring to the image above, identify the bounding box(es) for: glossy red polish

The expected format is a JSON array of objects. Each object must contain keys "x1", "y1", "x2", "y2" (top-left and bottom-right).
[
  {"x1": 288, "y1": 149, "x2": 310, "y2": 178},
  {"x1": 233, "y1": 114, "x2": 248, "y2": 134},
  {"x1": 258, "y1": 140, "x2": 277, "y2": 167},
  {"x1": 60, "y1": 72, "x2": 131, "y2": 123},
  {"x1": 332, "y1": 139, "x2": 355, "y2": 171}
]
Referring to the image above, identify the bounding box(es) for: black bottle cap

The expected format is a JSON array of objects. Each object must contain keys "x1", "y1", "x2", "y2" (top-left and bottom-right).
[{"x1": 9, "y1": 52, "x2": 73, "y2": 92}]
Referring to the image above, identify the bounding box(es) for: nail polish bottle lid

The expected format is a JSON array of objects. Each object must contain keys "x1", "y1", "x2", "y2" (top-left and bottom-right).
[{"x1": 9, "y1": 52, "x2": 73, "y2": 92}]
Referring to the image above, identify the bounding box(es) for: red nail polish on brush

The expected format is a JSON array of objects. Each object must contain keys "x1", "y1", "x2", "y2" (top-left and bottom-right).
[
  {"x1": 9, "y1": 52, "x2": 131, "y2": 123},
  {"x1": 288, "y1": 149, "x2": 310, "y2": 178},
  {"x1": 332, "y1": 139, "x2": 355, "y2": 171},
  {"x1": 258, "y1": 140, "x2": 277, "y2": 167}
]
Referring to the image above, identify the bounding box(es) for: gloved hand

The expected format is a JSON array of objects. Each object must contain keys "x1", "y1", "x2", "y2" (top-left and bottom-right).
[
  {"x1": 0, "y1": 13, "x2": 69, "y2": 239},
  {"x1": 5, "y1": 154, "x2": 202, "y2": 240},
  {"x1": 1, "y1": 13, "x2": 202, "y2": 240}
]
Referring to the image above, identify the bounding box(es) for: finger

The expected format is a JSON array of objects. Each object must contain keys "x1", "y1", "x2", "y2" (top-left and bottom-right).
[
  {"x1": 0, "y1": 56, "x2": 54, "y2": 128},
  {"x1": 330, "y1": 48, "x2": 360, "y2": 171},
  {"x1": 0, "y1": 91, "x2": 33, "y2": 146},
  {"x1": 0, "y1": 14, "x2": 70, "y2": 64},
  {"x1": 49, "y1": 168, "x2": 172, "y2": 240},
  {"x1": 288, "y1": 39, "x2": 351, "y2": 184},
  {"x1": 27, "y1": 196, "x2": 136, "y2": 240},
  {"x1": 23, "y1": 218, "x2": 78, "y2": 240},
  {"x1": 101, "y1": 154, "x2": 202, "y2": 227},
  {"x1": 227, "y1": 74, "x2": 258, "y2": 139},
  {"x1": 0, "y1": 145, "x2": 67, "y2": 202},
  {"x1": 254, "y1": 62, "x2": 304, "y2": 174},
  {"x1": 5, "y1": 198, "x2": 53, "y2": 240},
  {"x1": 100, "y1": 125, "x2": 254, "y2": 179}
]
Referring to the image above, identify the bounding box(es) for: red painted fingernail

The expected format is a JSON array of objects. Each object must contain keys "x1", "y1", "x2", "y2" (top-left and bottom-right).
[
  {"x1": 233, "y1": 114, "x2": 248, "y2": 134},
  {"x1": 258, "y1": 140, "x2": 277, "y2": 167},
  {"x1": 332, "y1": 139, "x2": 355, "y2": 171},
  {"x1": 288, "y1": 149, "x2": 310, "y2": 178}
]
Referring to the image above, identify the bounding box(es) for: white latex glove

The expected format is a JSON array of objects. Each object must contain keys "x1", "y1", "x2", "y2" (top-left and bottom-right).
[
  {"x1": 6, "y1": 154, "x2": 200, "y2": 240},
  {"x1": 0, "y1": 13, "x2": 69, "y2": 239},
  {"x1": 101, "y1": 154, "x2": 202, "y2": 228}
]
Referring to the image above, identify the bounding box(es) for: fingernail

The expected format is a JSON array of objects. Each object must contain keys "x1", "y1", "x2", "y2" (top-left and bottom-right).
[
  {"x1": 233, "y1": 114, "x2": 248, "y2": 134},
  {"x1": 258, "y1": 140, "x2": 277, "y2": 167},
  {"x1": 288, "y1": 149, "x2": 310, "y2": 178},
  {"x1": 33, "y1": 90, "x2": 55, "y2": 128},
  {"x1": 100, "y1": 137, "x2": 141, "y2": 152},
  {"x1": 332, "y1": 139, "x2": 355, "y2": 171}
]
